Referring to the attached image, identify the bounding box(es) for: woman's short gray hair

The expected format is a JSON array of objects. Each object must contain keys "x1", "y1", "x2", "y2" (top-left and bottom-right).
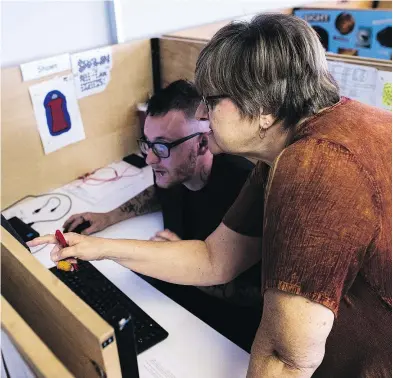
[{"x1": 195, "y1": 13, "x2": 340, "y2": 129}]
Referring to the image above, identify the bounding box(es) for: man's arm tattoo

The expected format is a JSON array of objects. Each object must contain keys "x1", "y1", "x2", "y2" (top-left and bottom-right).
[{"x1": 119, "y1": 186, "x2": 161, "y2": 216}]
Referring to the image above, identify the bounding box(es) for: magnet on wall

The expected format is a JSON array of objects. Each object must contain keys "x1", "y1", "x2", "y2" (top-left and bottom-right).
[{"x1": 43, "y1": 90, "x2": 71, "y2": 136}]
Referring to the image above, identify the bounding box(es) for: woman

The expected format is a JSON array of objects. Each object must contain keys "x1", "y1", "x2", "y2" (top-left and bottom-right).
[{"x1": 29, "y1": 14, "x2": 391, "y2": 377}]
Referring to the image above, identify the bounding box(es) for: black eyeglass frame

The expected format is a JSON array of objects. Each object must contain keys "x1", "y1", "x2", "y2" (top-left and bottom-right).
[
  {"x1": 138, "y1": 132, "x2": 203, "y2": 159},
  {"x1": 202, "y1": 94, "x2": 230, "y2": 111}
]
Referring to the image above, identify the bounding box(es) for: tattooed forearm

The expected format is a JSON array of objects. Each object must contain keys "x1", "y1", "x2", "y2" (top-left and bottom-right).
[{"x1": 119, "y1": 186, "x2": 161, "y2": 217}]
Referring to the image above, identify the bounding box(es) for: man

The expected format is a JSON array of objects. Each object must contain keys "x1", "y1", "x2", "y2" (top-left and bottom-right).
[
  {"x1": 63, "y1": 80, "x2": 261, "y2": 348},
  {"x1": 65, "y1": 80, "x2": 252, "y2": 246}
]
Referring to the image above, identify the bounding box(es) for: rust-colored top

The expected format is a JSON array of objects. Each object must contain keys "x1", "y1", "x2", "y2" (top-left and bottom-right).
[{"x1": 223, "y1": 98, "x2": 392, "y2": 377}]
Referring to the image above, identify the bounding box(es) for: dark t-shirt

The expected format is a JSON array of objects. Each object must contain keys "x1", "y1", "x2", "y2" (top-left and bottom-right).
[
  {"x1": 155, "y1": 154, "x2": 262, "y2": 307},
  {"x1": 157, "y1": 154, "x2": 253, "y2": 240}
]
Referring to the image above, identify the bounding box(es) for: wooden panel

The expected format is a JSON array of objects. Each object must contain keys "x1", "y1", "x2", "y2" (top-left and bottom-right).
[
  {"x1": 376, "y1": 1, "x2": 392, "y2": 9},
  {"x1": 1, "y1": 296, "x2": 74, "y2": 378},
  {"x1": 160, "y1": 37, "x2": 391, "y2": 88},
  {"x1": 164, "y1": 21, "x2": 230, "y2": 43},
  {"x1": 299, "y1": 0, "x2": 374, "y2": 9},
  {"x1": 1, "y1": 40, "x2": 153, "y2": 209},
  {"x1": 160, "y1": 38, "x2": 205, "y2": 87},
  {"x1": 1, "y1": 228, "x2": 122, "y2": 378},
  {"x1": 326, "y1": 52, "x2": 392, "y2": 71}
]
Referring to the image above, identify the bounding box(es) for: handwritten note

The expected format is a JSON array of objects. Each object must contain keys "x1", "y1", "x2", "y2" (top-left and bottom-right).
[
  {"x1": 71, "y1": 47, "x2": 112, "y2": 98},
  {"x1": 20, "y1": 54, "x2": 71, "y2": 81},
  {"x1": 328, "y1": 61, "x2": 378, "y2": 107}
]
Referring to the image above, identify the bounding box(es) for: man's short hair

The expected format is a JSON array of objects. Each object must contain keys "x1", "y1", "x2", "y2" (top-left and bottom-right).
[{"x1": 146, "y1": 80, "x2": 201, "y2": 119}]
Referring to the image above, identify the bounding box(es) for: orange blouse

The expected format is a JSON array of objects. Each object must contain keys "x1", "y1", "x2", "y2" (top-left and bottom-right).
[{"x1": 223, "y1": 98, "x2": 392, "y2": 377}]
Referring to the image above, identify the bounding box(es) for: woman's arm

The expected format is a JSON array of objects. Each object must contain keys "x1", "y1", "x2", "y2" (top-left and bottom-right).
[
  {"x1": 247, "y1": 289, "x2": 334, "y2": 378},
  {"x1": 27, "y1": 222, "x2": 261, "y2": 286}
]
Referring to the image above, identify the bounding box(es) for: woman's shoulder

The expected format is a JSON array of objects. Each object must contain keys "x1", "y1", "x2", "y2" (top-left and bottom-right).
[{"x1": 272, "y1": 137, "x2": 375, "y2": 196}]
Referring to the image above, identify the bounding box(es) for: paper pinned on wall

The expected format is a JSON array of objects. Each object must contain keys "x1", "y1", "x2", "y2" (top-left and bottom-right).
[
  {"x1": 20, "y1": 53, "x2": 71, "y2": 82},
  {"x1": 71, "y1": 47, "x2": 113, "y2": 98},
  {"x1": 376, "y1": 71, "x2": 392, "y2": 111},
  {"x1": 29, "y1": 75, "x2": 86, "y2": 155},
  {"x1": 328, "y1": 61, "x2": 378, "y2": 107}
]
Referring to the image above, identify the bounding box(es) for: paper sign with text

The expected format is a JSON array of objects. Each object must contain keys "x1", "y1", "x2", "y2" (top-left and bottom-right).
[
  {"x1": 71, "y1": 47, "x2": 113, "y2": 98},
  {"x1": 20, "y1": 54, "x2": 71, "y2": 82}
]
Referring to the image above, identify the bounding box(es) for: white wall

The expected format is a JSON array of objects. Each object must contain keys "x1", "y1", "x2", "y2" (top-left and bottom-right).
[
  {"x1": 1, "y1": 1, "x2": 117, "y2": 67},
  {"x1": 114, "y1": 0, "x2": 317, "y2": 43}
]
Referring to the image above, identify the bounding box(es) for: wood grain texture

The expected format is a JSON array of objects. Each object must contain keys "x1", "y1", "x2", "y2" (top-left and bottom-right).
[
  {"x1": 160, "y1": 38, "x2": 205, "y2": 87},
  {"x1": 2, "y1": 296, "x2": 75, "y2": 378},
  {"x1": 1, "y1": 228, "x2": 122, "y2": 378},
  {"x1": 1, "y1": 40, "x2": 153, "y2": 209},
  {"x1": 160, "y1": 37, "x2": 391, "y2": 89}
]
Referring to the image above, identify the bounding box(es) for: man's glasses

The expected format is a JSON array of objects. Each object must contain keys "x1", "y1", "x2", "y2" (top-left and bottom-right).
[{"x1": 138, "y1": 132, "x2": 203, "y2": 159}]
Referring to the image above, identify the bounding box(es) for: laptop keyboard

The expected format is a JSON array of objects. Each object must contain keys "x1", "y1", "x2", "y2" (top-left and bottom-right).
[{"x1": 49, "y1": 260, "x2": 169, "y2": 354}]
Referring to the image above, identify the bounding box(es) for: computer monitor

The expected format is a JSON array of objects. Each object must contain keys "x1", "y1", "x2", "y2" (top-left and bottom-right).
[{"x1": 1, "y1": 215, "x2": 139, "y2": 377}]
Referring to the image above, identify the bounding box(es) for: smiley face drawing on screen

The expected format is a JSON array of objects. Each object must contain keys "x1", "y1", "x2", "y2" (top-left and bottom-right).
[{"x1": 43, "y1": 90, "x2": 71, "y2": 136}]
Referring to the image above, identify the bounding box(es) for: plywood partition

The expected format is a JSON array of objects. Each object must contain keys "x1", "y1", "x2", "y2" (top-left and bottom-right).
[
  {"x1": 160, "y1": 38, "x2": 205, "y2": 87},
  {"x1": 2, "y1": 296, "x2": 75, "y2": 378},
  {"x1": 1, "y1": 228, "x2": 122, "y2": 377},
  {"x1": 1, "y1": 40, "x2": 153, "y2": 209},
  {"x1": 160, "y1": 35, "x2": 392, "y2": 88}
]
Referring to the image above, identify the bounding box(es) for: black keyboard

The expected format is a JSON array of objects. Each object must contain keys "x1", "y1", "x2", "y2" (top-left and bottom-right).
[{"x1": 49, "y1": 260, "x2": 169, "y2": 354}]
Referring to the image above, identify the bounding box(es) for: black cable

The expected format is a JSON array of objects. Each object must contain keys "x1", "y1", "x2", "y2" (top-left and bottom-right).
[
  {"x1": 1, "y1": 351, "x2": 11, "y2": 378},
  {"x1": 27, "y1": 195, "x2": 72, "y2": 226},
  {"x1": 33, "y1": 196, "x2": 61, "y2": 214},
  {"x1": 2, "y1": 193, "x2": 71, "y2": 213}
]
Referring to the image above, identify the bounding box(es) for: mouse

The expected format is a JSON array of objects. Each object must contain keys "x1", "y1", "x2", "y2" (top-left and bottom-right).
[{"x1": 64, "y1": 220, "x2": 91, "y2": 234}]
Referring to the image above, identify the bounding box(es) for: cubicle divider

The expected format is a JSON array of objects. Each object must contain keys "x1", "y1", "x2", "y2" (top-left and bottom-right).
[
  {"x1": 159, "y1": 32, "x2": 391, "y2": 88},
  {"x1": 1, "y1": 296, "x2": 74, "y2": 378},
  {"x1": 1, "y1": 40, "x2": 153, "y2": 209},
  {"x1": 1, "y1": 228, "x2": 122, "y2": 377}
]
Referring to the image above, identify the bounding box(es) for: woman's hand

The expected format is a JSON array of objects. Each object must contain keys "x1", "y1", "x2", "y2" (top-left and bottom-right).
[{"x1": 27, "y1": 233, "x2": 109, "y2": 262}]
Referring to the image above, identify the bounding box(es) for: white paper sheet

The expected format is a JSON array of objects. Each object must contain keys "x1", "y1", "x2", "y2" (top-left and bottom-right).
[
  {"x1": 29, "y1": 75, "x2": 85, "y2": 154},
  {"x1": 20, "y1": 53, "x2": 71, "y2": 81},
  {"x1": 328, "y1": 61, "x2": 378, "y2": 107},
  {"x1": 63, "y1": 161, "x2": 143, "y2": 205},
  {"x1": 376, "y1": 70, "x2": 392, "y2": 111},
  {"x1": 71, "y1": 47, "x2": 112, "y2": 98}
]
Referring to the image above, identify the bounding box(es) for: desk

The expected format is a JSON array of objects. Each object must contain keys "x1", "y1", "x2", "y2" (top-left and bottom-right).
[{"x1": 2, "y1": 161, "x2": 250, "y2": 378}]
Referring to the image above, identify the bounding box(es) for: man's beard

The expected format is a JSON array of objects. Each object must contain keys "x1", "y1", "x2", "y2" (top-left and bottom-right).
[{"x1": 173, "y1": 150, "x2": 197, "y2": 182}]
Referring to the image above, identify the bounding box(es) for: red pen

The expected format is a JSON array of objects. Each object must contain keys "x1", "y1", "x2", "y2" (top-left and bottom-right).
[{"x1": 55, "y1": 230, "x2": 78, "y2": 271}]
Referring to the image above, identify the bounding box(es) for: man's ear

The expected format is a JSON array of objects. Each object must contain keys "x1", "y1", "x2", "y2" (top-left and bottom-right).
[{"x1": 198, "y1": 134, "x2": 209, "y2": 155}]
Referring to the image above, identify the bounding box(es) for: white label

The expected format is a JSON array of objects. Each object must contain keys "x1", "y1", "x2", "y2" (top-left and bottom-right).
[{"x1": 20, "y1": 54, "x2": 71, "y2": 81}]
